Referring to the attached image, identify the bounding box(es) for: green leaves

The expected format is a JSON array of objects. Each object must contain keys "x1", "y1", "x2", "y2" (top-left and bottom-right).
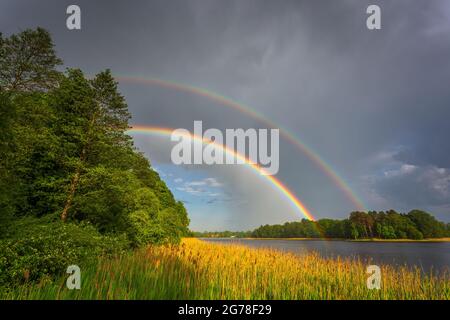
[
  {"x1": 252, "y1": 210, "x2": 447, "y2": 239},
  {"x1": 0, "y1": 28, "x2": 191, "y2": 288},
  {"x1": 0, "y1": 28, "x2": 62, "y2": 92},
  {"x1": 0, "y1": 218, "x2": 129, "y2": 287}
]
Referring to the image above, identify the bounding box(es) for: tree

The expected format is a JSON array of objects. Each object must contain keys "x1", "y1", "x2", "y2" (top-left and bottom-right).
[
  {"x1": 0, "y1": 28, "x2": 62, "y2": 92},
  {"x1": 407, "y1": 210, "x2": 446, "y2": 238},
  {"x1": 0, "y1": 28, "x2": 190, "y2": 246},
  {"x1": 350, "y1": 223, "x2": 359, "y2": 239},
  {"x1": 0, "y1": 91, "x2": 16, "y2": 230},
  {"x1": 250, "y1": 209, "x2": 447, "y2": 240},
  {"x1": 0, "y1": 28, "x2": 61, "y2": 220},
  {"x1": 349, "y1": 211, "x2": 374, "y2": 238},
  {"x1": 57, "y1": 69, "x2": 131, "y2": 221},
  {"x1": 380, "y1": 225, "x2": 396, "y2": 239},
  {"x1": 53, "y1": 69, "x2": 95, "y2": 221}
]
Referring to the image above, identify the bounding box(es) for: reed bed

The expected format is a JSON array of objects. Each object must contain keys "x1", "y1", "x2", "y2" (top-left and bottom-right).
[{"x1": 1, "y1": 238, "x2": 448, "y2": 299}]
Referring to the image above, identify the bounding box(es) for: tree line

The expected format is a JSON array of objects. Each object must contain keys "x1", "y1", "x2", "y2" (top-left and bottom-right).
[
  {"x1": 252, "y1": 210, "x2": 450, "y2": 239},
  {"x1": 0, "y1": 28, "x2": 189, "y2": 286},
  {"x1": 195, "y1": 210, "x2": 449, "y2": 240}
]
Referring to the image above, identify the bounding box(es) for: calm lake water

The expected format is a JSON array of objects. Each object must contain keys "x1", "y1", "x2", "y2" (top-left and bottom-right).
[{"x1": 202, "y1": 238, "x2": 450, "y2": 274}]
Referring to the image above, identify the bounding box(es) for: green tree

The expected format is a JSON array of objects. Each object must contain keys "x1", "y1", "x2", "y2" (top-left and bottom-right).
[
  {"x1": 407, "y1": 210, "x2": 446, "y2": 238},
  {"x1": 0, "y1": 28, "x2": 62, "y2": 92},
  {"x1": 56, "y1": 69, "x2": 131, "y2": 221},
  {"x1": 350, "y1": 223, "x2": 359, "y2": 239},
  {"x1": 0, "y1": 28, "x2": 190, "y2": 247}
]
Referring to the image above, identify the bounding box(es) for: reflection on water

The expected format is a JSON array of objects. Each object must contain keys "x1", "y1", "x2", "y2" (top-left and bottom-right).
[{"x1": 203, "y1": 238, "x2": 450, "y2": 274}]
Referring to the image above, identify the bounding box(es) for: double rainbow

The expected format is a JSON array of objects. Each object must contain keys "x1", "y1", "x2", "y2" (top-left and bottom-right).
[
  {"x1": 128, "y1": 125, "x2": 316, "y2": 221},
  {"x1": 117, "y1": 76, "x2": 366, "y2": 212}
]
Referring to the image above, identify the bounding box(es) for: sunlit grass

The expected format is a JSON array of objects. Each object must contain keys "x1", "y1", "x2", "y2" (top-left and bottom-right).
[{"x1": 1, "y1": 238, "x2": 448, "y2": 299}]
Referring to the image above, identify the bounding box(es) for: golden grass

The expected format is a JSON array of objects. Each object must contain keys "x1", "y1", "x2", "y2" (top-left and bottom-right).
[{"x1": 2, "y1": 238, "x2": 449, "y2": 300}]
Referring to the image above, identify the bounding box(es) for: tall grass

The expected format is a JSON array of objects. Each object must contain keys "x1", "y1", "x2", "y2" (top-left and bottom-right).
[{"x1": 1, "y1": 238, "x2": 448, "y2": 299}]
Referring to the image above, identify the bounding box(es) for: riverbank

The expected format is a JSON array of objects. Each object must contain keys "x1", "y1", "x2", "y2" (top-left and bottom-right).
[{"x1": 2, "y1": 238, "x2": 448, "y2": 299}]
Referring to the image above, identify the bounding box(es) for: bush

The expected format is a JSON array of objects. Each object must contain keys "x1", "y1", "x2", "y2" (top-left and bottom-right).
[
  {"x1": 0, "y1": 217, "x2": 129, "y2": 287},
  {"x1": 127, "y1": 210, "x2": 166, "y2": 247},
  {"x1": 406, "y1": 225, "x2": 423, "y2": 240}
]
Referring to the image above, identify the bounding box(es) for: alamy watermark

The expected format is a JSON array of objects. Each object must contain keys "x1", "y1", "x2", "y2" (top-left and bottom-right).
[
  {"x1": 366, "y1": 5, "x2": 381, "y2": 30},
  {"x1": 366, "y1": 265, "x2": 381, "y2": 290},
  {"x1": 170, "y1": 121, "x2": 279, "y2": 175},
  {"x1": 66, "y1": 5, "x2": 81, "y2": 30},
  {"x1": 66, "y1": 265, "x2": 81, "y2": 290},
  {"x1": 65, "y1": 5, "x2": 380, "y2": 32}
]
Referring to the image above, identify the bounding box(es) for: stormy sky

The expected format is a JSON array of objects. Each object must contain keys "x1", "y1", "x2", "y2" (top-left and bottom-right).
[{"x1": 2, "y1": 0, "x2": 450, "y2": 230}]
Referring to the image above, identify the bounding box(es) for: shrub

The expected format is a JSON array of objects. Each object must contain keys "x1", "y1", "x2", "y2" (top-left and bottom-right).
[
  {"x1": 0, "y1": 217, "x2": 129, "y2": 287},
  {"x1": 127, "y1": 210, "x2": 166, "y2": 247}
]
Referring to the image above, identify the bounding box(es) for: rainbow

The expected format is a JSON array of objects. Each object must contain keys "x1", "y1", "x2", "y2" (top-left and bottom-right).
[
  {"x1": 116, "y1": 76, "x2": 366, "y2": 211},
  {"x1": 128, "y1": 125, "x2": 317, "y2": 222}
]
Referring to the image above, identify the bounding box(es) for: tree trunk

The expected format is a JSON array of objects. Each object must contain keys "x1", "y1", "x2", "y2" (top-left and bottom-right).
[
  {"x1": 60, "y1": 168, "x2": 80, "y2": 222},
  {"x1": 60, "y1": 116, "x2": 96, "y2": 221},
  {"x1": 60, "y1": 107, "x2": 98, "y2": 222},
  {"x1": 60, "y1": 144, "x2": 87, "y2": 221}
]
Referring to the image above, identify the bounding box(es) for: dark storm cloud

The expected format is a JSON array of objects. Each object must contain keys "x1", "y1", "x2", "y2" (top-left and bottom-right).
[
  {"x1": 2, "y1": 0, "x2": 450, "y2": 226},
  {"x1": 365, "y1": 163, "x2": 450, "y2": 222}
]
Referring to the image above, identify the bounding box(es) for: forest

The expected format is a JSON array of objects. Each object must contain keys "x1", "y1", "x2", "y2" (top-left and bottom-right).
[
  {"x1": 0, "y1": 28, "x2": 189, "y2": 287},
  {"x1": 249, "y1": 210, "x2": 450, "y2": 239},
  {"x1": 194, "y1": 210, "x2": 450, "y2": 240}
]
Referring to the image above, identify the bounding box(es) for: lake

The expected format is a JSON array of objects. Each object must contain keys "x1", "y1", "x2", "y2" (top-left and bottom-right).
[{"x1": 202, "y1": 238, "x2": 450, "y2": 274}]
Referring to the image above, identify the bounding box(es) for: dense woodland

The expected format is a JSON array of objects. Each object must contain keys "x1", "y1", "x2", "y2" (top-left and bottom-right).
[
  {"x1": 196, "y1": 210, "x2": 450, "y2": 239},
  {"x1": 0, "y1": 28, "x2": 189, "y2": 286}
]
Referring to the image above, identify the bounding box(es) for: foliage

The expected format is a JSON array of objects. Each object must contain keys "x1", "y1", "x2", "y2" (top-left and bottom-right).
[
  {"x1": 0, "y1": 28, "x2": 190, "y2": 288},
  {"x1": 0, "y1": 28, "x2": 189, "y2": 240},
  {"x1": 126, "y1": 210, "x2": 166, "y2": 247},
  {"x1": 0, "y1": 28, "x2": 62, "y2": 92},
  {"x1": 0, "y1": 217, "x2": 129, "y2": 287},
  {"x1": 407, "y1": 210, "x2": 447, "y2": 238},
  {"x1": 251, "y1": 210, "x2": 449, "y2": 239}
]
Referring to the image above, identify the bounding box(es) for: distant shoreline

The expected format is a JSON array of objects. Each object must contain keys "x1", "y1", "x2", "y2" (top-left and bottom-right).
[{"x1": 201, "y1": 237, "x2": 450, "y2": 243}]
